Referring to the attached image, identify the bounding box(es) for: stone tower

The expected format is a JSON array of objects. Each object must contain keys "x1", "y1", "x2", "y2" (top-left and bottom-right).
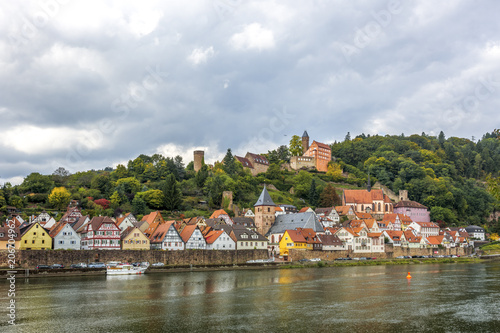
[
  {"x1": 193, "y1": 150, "x2": 204, "y2": 172},
  {"x1": 302, "y1": 130, "x2": 309, "y2": 153},
  {"x1": 399, "y1": 190, "x2": 408, "y2": 202},
  {"x1": 254, "y1": 185, "x2": 276, "y2": 236}
]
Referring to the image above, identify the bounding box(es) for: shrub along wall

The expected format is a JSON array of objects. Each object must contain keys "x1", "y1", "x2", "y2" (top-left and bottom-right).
[{"x1": 0, "y1": 249, "x2": 269, "y2": 268}]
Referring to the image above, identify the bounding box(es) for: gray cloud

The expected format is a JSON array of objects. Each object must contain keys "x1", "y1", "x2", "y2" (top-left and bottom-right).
[{"x1": 1, "y1": 0, "x2": 499, "y2": 184}]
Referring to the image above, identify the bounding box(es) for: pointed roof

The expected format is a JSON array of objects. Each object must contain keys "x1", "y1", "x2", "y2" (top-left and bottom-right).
[
  {"x1": 254, "y1": 185, "x2": 276, "y2": 207},
  {"x1": 302, "y1": 130, "x2": 309, "y2": 138}
]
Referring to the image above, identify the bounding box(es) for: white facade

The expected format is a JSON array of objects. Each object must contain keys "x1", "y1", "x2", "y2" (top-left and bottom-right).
[
  {"x1": 206, "y1": 231, "x2": 236, "y2": 250},
  {"x1": 53, "y1": 224, "x2": 81, "y2": 250},
  {"x1": 409, "y1": 222, "x2": 440, "y2": 239},
  {"x1": 185, "y1": 228, "x2": 207, "y2": 249},
  {"x1": 161, "y1": 225, "x2": 185, "y2": 250}
]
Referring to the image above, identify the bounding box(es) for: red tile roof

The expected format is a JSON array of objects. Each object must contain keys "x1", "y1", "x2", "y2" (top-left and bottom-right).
[
  {"x1": 210, "y1": 209, "x2": 228, "y2": 219},
  {"x1": 235, "y1": 156, "x2": 254, "y2": 168},
  {"x1": 180, "y1": 225, "x2": 197, "y2": 243},
  {"x1": 344, "y1": 189, "x2": 393, "y2": 204}
]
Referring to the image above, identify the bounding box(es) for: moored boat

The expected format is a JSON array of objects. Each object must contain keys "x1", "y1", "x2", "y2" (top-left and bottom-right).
[{"x1": 106, "y1": 262, "x2": 149, "y2": 275}]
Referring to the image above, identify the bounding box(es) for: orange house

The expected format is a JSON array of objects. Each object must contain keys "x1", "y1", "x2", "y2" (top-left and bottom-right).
[{"x1": 303, "y1": 140, "x2": 331, "y2": 172}]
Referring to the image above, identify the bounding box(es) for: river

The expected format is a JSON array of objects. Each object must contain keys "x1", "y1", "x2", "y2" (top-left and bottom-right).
[{"x1": 1, "y1": 262, "x2": 500, "y2": 332}]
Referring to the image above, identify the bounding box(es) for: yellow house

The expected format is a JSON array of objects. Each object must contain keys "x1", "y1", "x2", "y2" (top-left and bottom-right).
[
  {"x1": 20, "y1": 222, "x2": 52, "y2": 250},
  {"x1": 0, "y1": 226, "x2": 21, "y2": 250},
  {"x1": 279, "y1": 230, "x2": 308, "y2": 256},
  {"x1": 121, "y1": 227, "x2": 150, "y2": 250}
]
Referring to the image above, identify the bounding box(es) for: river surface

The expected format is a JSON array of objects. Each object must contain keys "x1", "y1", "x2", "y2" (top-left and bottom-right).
[{"x1": 1, "y1": 262, "x2": 500, "y2": 332}]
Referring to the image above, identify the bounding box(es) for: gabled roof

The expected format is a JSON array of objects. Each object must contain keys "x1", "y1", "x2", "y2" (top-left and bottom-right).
[
  {"x1": 302, "y1": 130, "x2": 309, "y2": 138},
  {"x1": 298, "y1": 207, "x2": 311, "y2": 213},
  {"x1": 415, "y1": 222, "x2": 439, "y2": 228},
  {"x1": 335, "y1": 206, "x2": 354, "y2": 215},
  {"x1": 144, "y1": 220, "x2": 163, "y2": 238},
  {"x1": 404, "y1": 230, "x2": 422, "y2": 243},
  {"x1": 363, "y1": 219, "x2": 378, "y2": 229},
  {"x1": 367, "y1": 232, "x2": 383, "y2": 238},
  {"x1": 246, "y1": 152, "x2": 269, "y2": 165},
  {"x1": 384, "y1": 230, "x2": 403, "y2": 241},
  {"x1": 235, "y1": 156, "x2": 254, "y2": 169},
  {"x1": 150, "y1": 221, "x2": 176, "y2": 243},
  {"x1": 310, "y1": 140, "x2": 331, "y2": 150},
  {"x1": 285, "y1": 229, "x2": 307, "y2": 243},
  {"x1": 394, "y1": 200, "x2": 428, "y2": 209},
  {"x1": 210, "y1": 209, "x2": 229, "y2": 219},
  {"x1": 180, "y1": 225, "x2": 197, "y2": 243},
  {"x1": 315, "y1": 207, "x2": 333, "y2": 215},
  {"x1": 355, "y1": 212, "x2": 373, "y2": 219},
  {"x1": 231, "y1": 227, "x2": 268, "y2": 242},
  {"x1": 20, "y1": 222, "x2": 51, "y2": 238},
  {"x1": 232, "y1": 217, "x2": 256, "y2": 228},
  {"x1": 266, "y1": 212, "x2": 323, "y2": 236},
  {"x1": 71, "y1": 215, "x2": 89, "y2": 233},
  {"x1": 254, "y1": 186, "x2": 276, "y2": 207},
  {"x1": 49, "y1": 221, "x2": 70, "y2": 238},
  {"x1": 88, "y1": 216, "x2": 116, "y2": 231},
  {"x1": 426, "y1": 235, "x2": 444, "y2": 245},
  {"x1": 205, "y1": 230, "x2": 225, "y2": 244},
  {"x1": 141, "y1": 211, "x2": 164, "y2": 225},
  {"x1": 0, "y1": 226, "x2": 21, "y2": 241},
  {"x1": 343, "y1": 189, "x2": 393, "y2": 204},
  {"x1": 318, "y1": 234, "x2": 342, "y2": 246}
]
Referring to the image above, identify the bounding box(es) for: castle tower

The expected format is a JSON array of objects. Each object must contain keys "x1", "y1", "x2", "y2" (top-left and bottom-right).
[
  {"x1": 302, "y1": 130, "x2": 309, "y2": 153},
  {"x1": 254, "y1": 185, "x2": 276, "y2": 236},
  {"x1": 193, "y1": 150, "x2": 204, "y2": 172},
  {"x1": 399, "y1": 190, "x2": 408, "y2": 202}
]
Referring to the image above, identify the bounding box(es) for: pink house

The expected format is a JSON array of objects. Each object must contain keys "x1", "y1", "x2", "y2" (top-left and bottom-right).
[{"x1": 394, "y1": 200, "x2": 430, "y2": 223}]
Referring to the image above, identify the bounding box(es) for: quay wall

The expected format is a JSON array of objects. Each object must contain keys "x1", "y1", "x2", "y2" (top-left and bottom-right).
[
  {"x1": 289, "y1": 245, "x2": 473, "y2": 261},
  {"x1": 0, "y1": 249, "x2": 269, "y2": 268}
]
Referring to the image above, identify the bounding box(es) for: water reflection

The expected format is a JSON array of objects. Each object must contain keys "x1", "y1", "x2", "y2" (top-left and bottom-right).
[{"x1": 1, "y1": 263, "x2": 499, "y2": 332}]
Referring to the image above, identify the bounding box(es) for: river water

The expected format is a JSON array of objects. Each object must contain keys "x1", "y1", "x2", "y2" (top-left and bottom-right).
[{"x1": 1, "y1": 262, "x2": 500, "y2": 332}]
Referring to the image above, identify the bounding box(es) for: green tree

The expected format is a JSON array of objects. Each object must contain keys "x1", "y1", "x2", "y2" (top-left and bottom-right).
[
  {"x1": 438, "y1": 131, "x2": 446, "y2": 147},
  {"x1": 136, "y1": 189, "x2": 165, "y2": 210},
  {"x1": 318, "y1": 183, "x2": 341, "y2": 207},
  {"x1": 9, "y1": 195, "x2": 25, "y2": 208},
  {"x1": 115, "y1": 177, "x2": 141, "y2": 196},
  {"x1": 91, "y1": 173, "x2": 113, "y2": 197},
  {"x1": 309, "y1": 178, "x2": 319, "y2": 207},
  {"x1": 222, "y1": 148, "x2": 236, "y2": 175},
  {"x1": 20, "y1": 172, "x2": 54, "y2": 193},
  {"x1": 195, "y1": 164, "x2": 209, "y2": 188},
  {"x1": 266, "y1": 163, "x2": 282, "y2": 180},
  {"x1": 161, "y1": 174, "x2": 182, "y2": 210},
  {"x1": 204, "y1": 175, "x2": 225, "y2": 208},
  {"x1": 48, "y1": 187, "x2": 72, "y2": 210},
  {"x1": 293, "y1": 171, "x2": 313, "y2": 197},
  {"x1": 289, "y1": 135, "x2": 303, "y2": 156},
  {"x1": 174, "y1": 155, "x2": 185, "y2": 180},
  {"x1": 132, "y1": 196, "x2": 147, "y2": 215},
  {"x1": 111, "y1": 164, "x2": 129, "y2": 180}
]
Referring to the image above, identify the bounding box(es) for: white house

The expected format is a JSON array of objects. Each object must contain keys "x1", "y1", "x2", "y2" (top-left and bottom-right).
[
  {"x1": 465, "y1": 225, "x2": 485, "y2": 241},
  {"x1": 116, "y1": 213, "x2": 139, "y2": 233},
  {"x1": 49, "y1": 222, "x2": 81, "y2": 250},
  {"x1": 150, "y1": 222, "x2": 184, "y2": 250},
  {"x1": 205, "y1": 229, "x2": 236, "y2": 250},
  {"x1": 180, "y1": 225, "x2": 206, "y2": 249},
  {"x1": 231, "y1": 226, "x2": 268, "y2": 250},
  {"x1": 408, "y1": 221, "x2": 440, "y2": 238}
]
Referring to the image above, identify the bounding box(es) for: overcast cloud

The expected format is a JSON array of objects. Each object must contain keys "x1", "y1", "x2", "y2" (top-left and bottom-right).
[{"x1": 1, "y1": 0, "x2": 499, "y2": 184}]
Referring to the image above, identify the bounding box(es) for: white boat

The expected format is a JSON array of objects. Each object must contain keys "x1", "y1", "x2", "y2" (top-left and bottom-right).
[{"x1": 106, "y1": 262, "x2": 149, "y2": 275}]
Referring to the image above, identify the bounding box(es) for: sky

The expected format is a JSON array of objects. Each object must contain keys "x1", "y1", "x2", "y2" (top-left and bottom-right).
[{"x1": 1, "y1": 0, "x2": 500, "y2": 185}]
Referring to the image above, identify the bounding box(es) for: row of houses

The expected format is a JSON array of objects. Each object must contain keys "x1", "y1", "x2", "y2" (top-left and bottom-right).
[{"x1": 0, "y1": 209, "x2": 268, "y2": 252}]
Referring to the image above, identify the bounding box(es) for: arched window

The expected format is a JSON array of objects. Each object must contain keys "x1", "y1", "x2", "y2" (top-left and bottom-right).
[
  {"x1": 385, "y1": 204, "x2": 388, "y2": 212},
  {"x1": 361, "y1": 204, "x2": 364, "y2": 211},
  {"x1": 378, "y1": 203, "x2": 381, "y2": 211}
]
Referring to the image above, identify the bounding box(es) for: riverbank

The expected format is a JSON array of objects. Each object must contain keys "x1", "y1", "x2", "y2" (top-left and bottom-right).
[{"x1": 0, "y1": 257, "x2": 485, "y2": 278}]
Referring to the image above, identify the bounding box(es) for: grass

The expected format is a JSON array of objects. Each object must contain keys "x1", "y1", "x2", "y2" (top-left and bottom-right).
[{"x1": 279, "y1": 257, "x2": 481, "y2": 269}]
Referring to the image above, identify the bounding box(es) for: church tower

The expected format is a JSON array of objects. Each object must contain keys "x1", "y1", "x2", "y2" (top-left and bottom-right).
[
  {"x1": 254, "y1": 185, "x2": 276, "y2": 236},
  {"x1": 302, "y1": 130, "x2": 309, "y2": 153}
]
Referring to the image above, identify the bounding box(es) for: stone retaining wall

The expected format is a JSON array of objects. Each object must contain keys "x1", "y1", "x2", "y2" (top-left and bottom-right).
[
  {"x1": 289, "y1": 245, "x2": 472, "y2": 261},
  {"x1": 0, "y1": 249, "x2": 269, "y2": 268}
]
